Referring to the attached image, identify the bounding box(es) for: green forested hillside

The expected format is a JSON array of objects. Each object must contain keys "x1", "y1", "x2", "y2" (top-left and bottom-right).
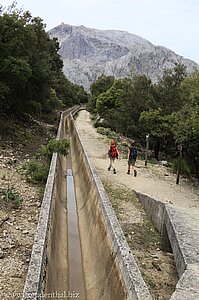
[
  {"x1": 0, "y1": 3, "x2": 88, "y2": 118},
  {"x1": 87, "y1": 66, "x2": 199, "y2": 176}
]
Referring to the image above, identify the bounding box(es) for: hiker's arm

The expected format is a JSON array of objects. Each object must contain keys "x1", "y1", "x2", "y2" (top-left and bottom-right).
[
  {"x1": 116, "y1": 148, "x2": 119, "y2": 158},
  {"x1": 127, "y1": 148, "x2": 130, "y2": 159}
]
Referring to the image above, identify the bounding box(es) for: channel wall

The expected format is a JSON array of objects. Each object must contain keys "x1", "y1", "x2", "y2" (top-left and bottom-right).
[
  {"x1": 136, "y1": 193, "x2": 199, "y2": 299},
  {"x1": 22, "y1": 108, "x2": 152, "y2": 300},
  {"x1": 22, "y1": 108, "x2": 199, "y2": 300}
]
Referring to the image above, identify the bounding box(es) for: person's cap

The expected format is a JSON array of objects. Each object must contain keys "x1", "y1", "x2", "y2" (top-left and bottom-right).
[{"x1": 111, "y1": 140, "x2": 115, "y2": 145}]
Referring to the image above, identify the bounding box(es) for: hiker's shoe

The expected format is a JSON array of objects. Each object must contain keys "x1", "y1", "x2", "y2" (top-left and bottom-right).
[
  {"x1": 113, "y1": 169, "x2": 116, "y2": 174},
  {"x1": 127, "y1": 171, "x2": 130, "y2": 175},
  {"x1": 134, "y1": 170, "x2": 137, "y2": 177},
  {"x1": 108, "y1": 167, "x2": 111, "y2": 171}
]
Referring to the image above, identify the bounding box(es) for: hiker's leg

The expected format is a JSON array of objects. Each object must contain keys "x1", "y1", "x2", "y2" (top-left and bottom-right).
[
  {"x1": 132, "y1": 160, "x2": 137, "y2": 176},
  {"x1": 108, "y1": 158, "x2": 113, "y2": 170},
  {"x1": 112, "y1": 159, "x2": 116, "y2": 174},
  {"x1": 127, "y1": 160, "x2": 131, "y2": 174},
  {"x1": 110, "y1": 158, "x2": 116, "y2": 174}
]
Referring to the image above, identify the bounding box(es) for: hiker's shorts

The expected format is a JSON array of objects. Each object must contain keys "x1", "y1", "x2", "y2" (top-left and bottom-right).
[{"x1": 128, "y1": 158, "x2": 136, "y2": 166}]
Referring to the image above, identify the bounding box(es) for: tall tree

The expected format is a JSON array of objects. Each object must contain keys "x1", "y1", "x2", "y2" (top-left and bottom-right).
[
  {"x1": 171, "y1": 73, "x2": 199, "y2": 173},
  {"x1": 88, "y1": 75, "x2": 114, "y2": 112},
  {"x1": 0, "y1": 3, "x2": 88, "y2": 117},
  {"x1": 154, "y1": 63, "x2": 187, "y2": 114}
]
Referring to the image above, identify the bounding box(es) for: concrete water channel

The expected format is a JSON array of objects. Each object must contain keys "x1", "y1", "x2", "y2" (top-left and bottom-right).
[{"x1": 22, "y1": 108, "x2": 199, "y2": 300}]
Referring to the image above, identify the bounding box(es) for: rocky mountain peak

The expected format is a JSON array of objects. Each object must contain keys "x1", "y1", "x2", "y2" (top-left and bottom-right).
[{"x1": 49, "y1": 24, "x2": 199, "y2": 90}]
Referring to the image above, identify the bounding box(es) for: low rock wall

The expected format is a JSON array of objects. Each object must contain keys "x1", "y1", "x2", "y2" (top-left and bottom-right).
[{"x1": 136, "y1": 192, "x2": 199, "y2": 299}]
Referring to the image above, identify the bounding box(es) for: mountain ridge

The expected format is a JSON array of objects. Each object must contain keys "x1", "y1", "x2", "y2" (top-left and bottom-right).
[{"x1": 49, "y1": 23, "x2": 198, "y2": 90}]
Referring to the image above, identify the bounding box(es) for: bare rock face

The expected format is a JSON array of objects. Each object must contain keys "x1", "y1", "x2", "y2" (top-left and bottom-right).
[{"x1": 49, "y1": 23, "x2": 198, "y2": 90}]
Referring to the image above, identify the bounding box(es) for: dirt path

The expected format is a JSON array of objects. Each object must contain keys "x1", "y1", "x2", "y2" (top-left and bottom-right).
[
  {"x1": 75, "y1": 109, "x2": 199, "y2": 299},
  {"x1": 75, "y1": 110, "x2": 199, "y2": 211}
]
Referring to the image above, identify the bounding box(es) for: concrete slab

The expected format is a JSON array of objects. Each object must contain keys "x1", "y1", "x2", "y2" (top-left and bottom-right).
[{"x1": 136, "y1": 192, "x2": 199, "y2": 298}]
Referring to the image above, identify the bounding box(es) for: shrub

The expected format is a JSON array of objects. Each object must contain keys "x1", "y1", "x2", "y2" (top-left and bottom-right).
[
  {"x1": 24, "y1": 159, "x2": 49, "y2": 183},
  {"x1": 96, "y1": 127, "x2": 112, "y2": 136},
  {"x1": 171, "y1": 158, "x2": 191, "y2": 176},
  {"x1": 0, "y1": 186, "x2": 23, "y2": 208},
  {"x1": 37, "y1": 138, "x2": 70, "y2": 160},
  {"x1": 25, "y1": 138, "x2": 70, "y2": 184},
  {"x1": 148, "y1": 158, "x2": 159, "y2": 165}
]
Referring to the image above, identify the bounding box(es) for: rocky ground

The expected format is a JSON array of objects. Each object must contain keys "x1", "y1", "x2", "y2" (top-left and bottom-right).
[
  {"x1": 1, "y1": 110, "x2": 199, "y2": 299},
  {"x1": 0, "y1": 116, "x2": 57, "y2": 300}
]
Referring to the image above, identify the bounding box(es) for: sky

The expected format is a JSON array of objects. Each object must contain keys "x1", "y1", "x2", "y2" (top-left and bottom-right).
[{"x1": 1, "y1": 0, "x2": 199, "y2": 63}]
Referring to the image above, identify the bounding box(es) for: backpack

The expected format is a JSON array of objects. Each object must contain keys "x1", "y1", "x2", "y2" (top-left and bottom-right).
[
  {"x1": 129, "y1": 146, "x2": 137, "y2": 160},
  {"x1": 109, "y1": 145, "x2": 118, "y2": 158}
]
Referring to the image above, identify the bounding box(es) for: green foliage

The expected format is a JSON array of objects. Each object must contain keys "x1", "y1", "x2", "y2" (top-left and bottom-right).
[
  {"x1": 54, "y1": 73, "x2": 88, "y2": 108},
  {"x1": 139, "y1": 109, "x2": 172, "y2": 138},
  {"x1": 37, "y1": 138, "x2": 70, "y2": 160},
  {"x1": 87, "y1": 75, "x2": 115, "y2": 112},
  {"x1": 171, "y1": 105, "x2": 193, "y2": 143},
  {"x1": 90, "y1": 75, "x2": 115, "y2": 97},
  {"x1": 148, "y1": 158, "x2": 159, "y2": 165},
  {"x1": 192, "y1": 106, "x2": 199, "y2": 134},
  {"x1": 92, "y1": 75, "x2": 157, "y2": 137},
  {"x1": 171, "y1": 158, "x2": 191, "y2": 176},
  {"x1": 24, "y1": 159, "x2": 49, "y2": 183},
  {"x1": 0, "y1": 185, "x2": 23, "y2": 208},
  {"x1": 88, "y1": 67, "x2": 199, "y2": 175},
  {"x1": 154, "y1": 64, "x2": 187, "y2": 114},
  {"x1": 171, "y1": 82, "x2": 199, "y2": 175},
  {"x1": 88, "y1": 64, "x2": 199, "y2": 175},
  {"x1": 117, "y1": 142, "x2": 128, "y2": 159},
  {"x1": 97, "y1": 127, "x2": 118, "y2": 141},
  {"x1": 25, "y1": 138, "x2": 70, "y2": 183},
  {"x1": 96, "y1": 83, "x2": 124, "y2": 113},
  {"x1": 180, "y1": 72, "x2": 199, "y2": 99},
  {"x1": 0, "y1": 3, "x2": 88, "y2": 117},
  {"x1": 96, "y1": 127, "x2": 112, "y2": 136}
]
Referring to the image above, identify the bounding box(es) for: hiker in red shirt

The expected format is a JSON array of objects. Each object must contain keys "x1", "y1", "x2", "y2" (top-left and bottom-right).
[{"x1": 108, "y1": 140, "x2": 119, "y2": 174}]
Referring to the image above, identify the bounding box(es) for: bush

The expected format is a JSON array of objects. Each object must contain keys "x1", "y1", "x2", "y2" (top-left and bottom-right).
[
  {"x1": 24, "y1": 159, "x2": 49, "y2": 183},
  {"x1": 148, "y1": 158, "x2": 159, "y2": 165},
  {"x1": 96, "y1": 127, "x2": 112, "y2": 136},
  {"x1": 0, "y1": 186, "x2": 23, "y2": 208},
  {"x1": 25, "y1": 138, "x2": 70, "y2": 183},
  {"x1": 171, "y1": 158, "x2": 191, "y2": 176},
  {"x1": 37, "y1": 138, "x2": 70, "y2": 160}
]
